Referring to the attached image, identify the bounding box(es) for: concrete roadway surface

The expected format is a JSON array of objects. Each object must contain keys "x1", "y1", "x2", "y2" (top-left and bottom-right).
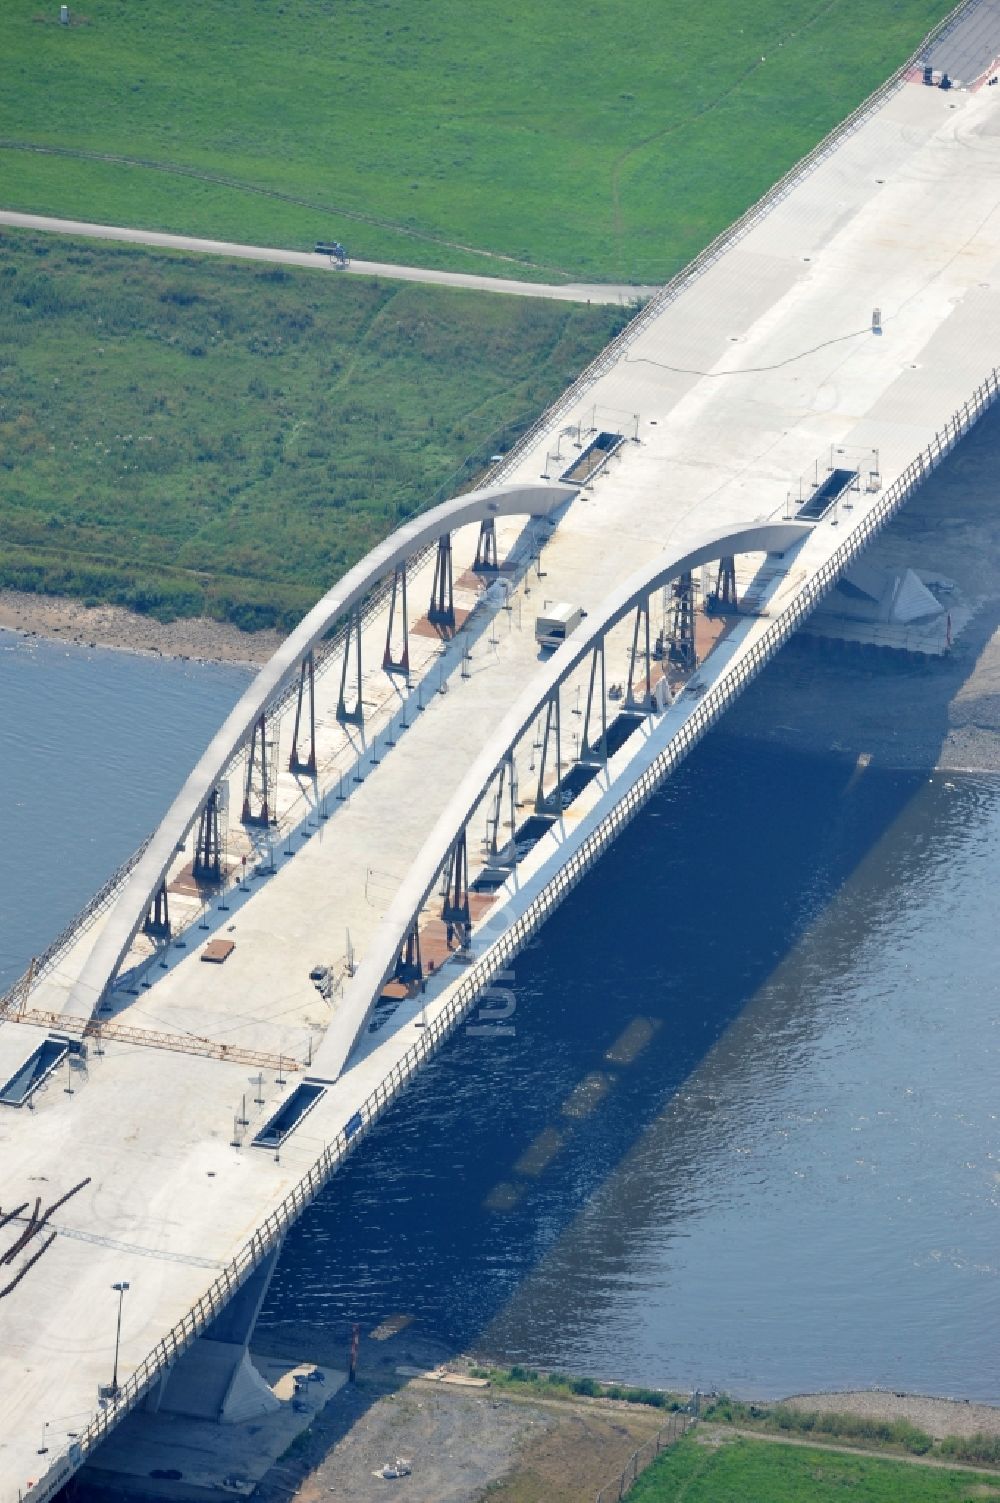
[{"x1": 0, "y1": 209, "x2": 654, "y2": 304}]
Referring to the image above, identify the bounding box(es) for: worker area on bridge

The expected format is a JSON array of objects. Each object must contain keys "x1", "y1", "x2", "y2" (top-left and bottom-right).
[{"x1": 5, "y1": 10, "x2": 1000, "y2": 1500}]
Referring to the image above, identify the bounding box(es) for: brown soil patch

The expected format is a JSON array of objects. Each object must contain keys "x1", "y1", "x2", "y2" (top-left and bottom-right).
[
  {"x1": 488, "y1": 1402, "x2": 666, "y2": 1503},
  {"x1": 411, "y1": 607, "x2": 473, "y2": 640}
]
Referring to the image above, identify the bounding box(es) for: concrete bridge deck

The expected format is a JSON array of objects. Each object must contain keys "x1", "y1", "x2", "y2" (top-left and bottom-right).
[{"x1": 5, "y1": 25, "x2": 1000, "y2": 1501}]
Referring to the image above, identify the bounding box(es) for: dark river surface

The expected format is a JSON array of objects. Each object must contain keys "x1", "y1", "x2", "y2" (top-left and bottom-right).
[{"x1": 3, "y1": 626, "x2": 999, "y2": 1401}]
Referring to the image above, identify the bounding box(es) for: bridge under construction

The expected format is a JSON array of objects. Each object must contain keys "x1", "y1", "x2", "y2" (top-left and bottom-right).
[{"x1": 4, "y1": 5, "x2": 1000, "y2": 1498}]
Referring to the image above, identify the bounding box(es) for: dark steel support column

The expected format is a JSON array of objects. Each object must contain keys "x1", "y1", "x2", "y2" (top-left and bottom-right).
[
  {"x1": 581, "y1": 638, "x2": 608, "y2": 764},
  {"x1": 394, "y1": 925, "x2": 423, "y2": 984},
  {"x1": 242, "y1": 713, "x2": 273, "y2": 825},
  {"x1": 626, "y1": 597, "x2": 652, "y2": 709},
  {"x1": 473, "y1": 517, "x2": 498, "y2": 572},
  {"x1": 337, "y1": 607, "x2": 364, "y2": 725},
  {"x1": 489, "y1": 754, "x2": 518, "y2": 854},
  {"x1": 706, "y1": 556, "x2": 737, "y2": 614},
  {"x1": 428, "y1": 533, "x2": 455, "y2": 627},
  {"x1": 288, "y1": 652, "x2": 317, "y2": 774},
  {"x1": 382, "y1": 565, "x2": 410, "y2": 676},
  {"x1": 193, "y1": 788, "x2": 223, "y2": 882},
  {"x1": 668, "y1": 571, "x2": 696, "y2": 671},
  {"x1": 534, "y1": 690, "x2": 562, "y2": 812},
  {"x1": 441, "y1": 829, "x2": 471, "y2": 932},
  {"x1": 143, "y1": 881, "x2": 170, "y2": 938}
]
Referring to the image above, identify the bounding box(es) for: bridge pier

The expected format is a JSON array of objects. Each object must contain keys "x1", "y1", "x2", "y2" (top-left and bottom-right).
[
  {"x1": 488, "y1": 754, "x2": 518, "y2": 855},
  {"x1": 242, "y1": 714, "x2": 276, "y2": 825},
  {"x1": 580, "y1": 639, "x2": 608, "y2": 765},
  {"x1": 428, "y1": 533, "x2": 455, "y2": 627},
  {"x1": 395, "y1": 926, "x2": 423, "y2": 984},
  {"x1": 145, "y1": 1242, "x2": 284, "y2": 1425},
  {"x1": 668, "y1": 572, "x2": 696, "y2": 671},
  {"x1": 625, "y1": 596, "x2": 653, "y2": 710},
  {"x1": 534, "y1": 691, "x2": 562, "y2": 813},
  {"x1": 288, "y1": 652, "x2": 317, "y2": 775},
  {"x1": 143, "y1": 881, "x2": 170, "y2": 938},
  {"x1": 382, "y1": 564, "x2": 410, "y2": 676},
  {"x1": 473, "y1": 517, "x2": 499, "y2": 572},
  {"x1": 706, "y1": 556, "x2": 738, "y2": 615},
  {"x1": 193, "y1": 788, "x2": 225, "y2": 884},
  {"x1": 337, "y1": 607, "x2": 364, "y2": 726},
  {"x1": 441, "y1": 829, "x2": 471, "y2": 931}
]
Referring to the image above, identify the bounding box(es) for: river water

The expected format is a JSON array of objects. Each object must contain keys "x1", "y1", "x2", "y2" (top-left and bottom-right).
[{"x1": 3, "y1": 627, "x2": 999, "y2": 1400}]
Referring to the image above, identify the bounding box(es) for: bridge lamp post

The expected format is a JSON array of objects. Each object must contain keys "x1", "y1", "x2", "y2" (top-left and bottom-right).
[{"x1": 110, "y1": 1280, "x2": 130, "y2": 1396}]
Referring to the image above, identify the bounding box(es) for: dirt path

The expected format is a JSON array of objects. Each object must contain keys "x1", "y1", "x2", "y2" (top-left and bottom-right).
[{"x1": 0, "y1": 210, "x2": 655, "y2": 305}]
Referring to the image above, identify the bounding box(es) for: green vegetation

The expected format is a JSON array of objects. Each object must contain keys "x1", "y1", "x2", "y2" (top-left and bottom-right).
[
  {"x1": 2, "y1": 0, "x2": 950, "y2": 282},
  {"x1": 628, "y1": 1433, "x2": 1000, "y2": 1502},
  {"x1": 470, "y1": 1364, "x2": 687, "y2": 1409},
  {"x1": 698, "y1": 1398, "x2": 1000, "y2": 1471},
  {"x1": 941, "y1": 1435, "x2": 1000, "y2": 1467},
  {"x1": 704, "y1": 1395, "x2": 935, "y2": 1456},
  {"x1": 0, "y1": 233, "x2": 629, "y2": 628}
]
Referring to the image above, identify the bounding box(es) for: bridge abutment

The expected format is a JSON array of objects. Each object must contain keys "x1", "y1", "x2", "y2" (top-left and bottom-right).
[{"x1": 146, "y1": 1241, "x2": 284, "y2": 1424}]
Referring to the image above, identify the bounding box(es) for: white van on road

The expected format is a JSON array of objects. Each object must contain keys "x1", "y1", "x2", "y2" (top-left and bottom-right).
[{"x1": 535, "y1": 602, "x2": 585, "y2": 650}]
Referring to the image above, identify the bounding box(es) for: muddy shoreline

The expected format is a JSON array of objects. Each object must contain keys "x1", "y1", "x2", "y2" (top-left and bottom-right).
[{"x1": 0, "y1": 589, "x2": 282, "y2": 668}]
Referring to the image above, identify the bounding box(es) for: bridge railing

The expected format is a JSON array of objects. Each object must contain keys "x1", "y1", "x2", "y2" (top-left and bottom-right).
[
  {"x1": 0, "y1": 835, "x2": 154, "y2": 1017},
  {"x1": 0, "y1": 533, "x2": 451, "y2": 1021},
  {"x1": 486, "y1": 0, "x2": 981, "y2": 491},
  {"x1": 3, "y1": 0, "x2": 981, "y2": 1032},
  {"x1": 29, "y1": 360, "x2": 1000, "y2": 1503}
]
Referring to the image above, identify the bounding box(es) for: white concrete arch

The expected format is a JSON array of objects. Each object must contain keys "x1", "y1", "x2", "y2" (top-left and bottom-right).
[
  {"x1": 70, "y1": 481, "x2": 574, "y2": 1017},
  {"x1": 314, "y1": 519, "x2": 811, "y2": 1078}
]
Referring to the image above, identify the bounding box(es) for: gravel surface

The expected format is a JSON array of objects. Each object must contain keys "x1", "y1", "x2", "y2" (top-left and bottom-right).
[
  {"x1": 784, "y1": 1390, "x2": 1000, "y2": 1440},
  {"x1": 0, "y1": 589, "x2": 280, "y2": 666}
]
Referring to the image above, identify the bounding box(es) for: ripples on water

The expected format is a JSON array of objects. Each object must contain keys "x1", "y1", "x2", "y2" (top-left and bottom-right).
[
  {"x1": 261, "y1": 738, "x2": 1000, "y2": 1400},
  {"x1": 3, "y1": 629, "x2": 999, "y2": 1399}
]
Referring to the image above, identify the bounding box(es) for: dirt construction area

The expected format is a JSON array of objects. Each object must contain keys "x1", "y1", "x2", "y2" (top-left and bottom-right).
[{"x1": 244, "y1": 1328, "x2": 667, "y2": 1503}]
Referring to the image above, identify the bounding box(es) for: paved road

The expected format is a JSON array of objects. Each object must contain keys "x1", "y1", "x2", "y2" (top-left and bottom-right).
[{"x1": 0, "y1": 209, "x2": 654, "y2": 304}]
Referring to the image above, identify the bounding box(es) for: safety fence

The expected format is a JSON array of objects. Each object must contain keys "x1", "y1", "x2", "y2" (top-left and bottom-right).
[
  {"x1": 27, "y1": 361, "x2": 1000, "y2": 1503},
  {"x1": 595, "y1": 1412, "x2": 694, "y2": 1503},
  {"x1": 487, "y1": 0, "x2": 981, "y2": 491}
]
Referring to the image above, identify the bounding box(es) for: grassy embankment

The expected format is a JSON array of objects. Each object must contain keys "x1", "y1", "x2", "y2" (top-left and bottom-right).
[
  {"x1": 630, "y1": 1433, "x2": 1000, "y2": 1502},
  {"x1": 0, "y1": 234, "x2": 629, "y2": 628},
  {"x1": 2, "y1": 0, "x2": 951, "y2": 283}
]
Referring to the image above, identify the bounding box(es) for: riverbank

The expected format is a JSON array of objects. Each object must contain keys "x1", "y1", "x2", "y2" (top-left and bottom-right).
[
  {"x1": 221, "y1": 1328, "x2": 1000, "y2": 1503},
  {"x1": 0, "y1": 590, "x2": 281, "y2": 667}
]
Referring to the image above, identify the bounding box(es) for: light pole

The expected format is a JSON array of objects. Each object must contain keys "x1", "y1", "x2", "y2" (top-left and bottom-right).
[{"x1": 110, "y1": 1281, "x2": 130, "y2": 1396}]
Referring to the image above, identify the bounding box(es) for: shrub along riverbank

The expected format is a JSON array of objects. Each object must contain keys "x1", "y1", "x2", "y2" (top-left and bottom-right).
[{"x1": 702, "y1": 1395, "x2": 1000, "y2": 1469}]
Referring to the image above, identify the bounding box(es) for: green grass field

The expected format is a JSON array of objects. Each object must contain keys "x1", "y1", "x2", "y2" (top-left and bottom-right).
[
  {"x1": 2, "y1": 0, "x2": 950, "y2": 283},
  {"x1": 629, "y1": 1435, "x2": 1000, "y2": 1502},
  {"x1": 0, "y1": 232, "x2": 628, "y2": 627}
]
